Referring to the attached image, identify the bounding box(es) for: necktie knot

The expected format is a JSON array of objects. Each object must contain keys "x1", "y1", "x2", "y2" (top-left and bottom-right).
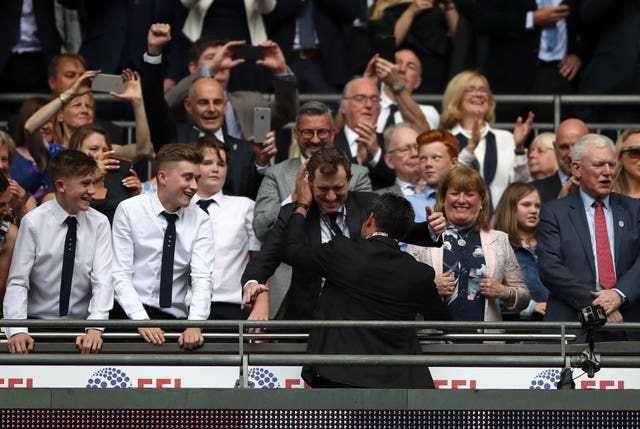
[
  {"x1": 65, "y1": 216, "x2": 77, "y2": 230},
  {"x1": 594, "y1": 200, "x2": 603, "y2": 209},
  {"x1": 162, "y1": 212, "x2": 178, "y2": 224},
  {"x1": 326, "y1": 212, "x2": 343, "y2": 237},
  {"x1": 197, "y1": 199, "x2": 214, "y2": 214}
]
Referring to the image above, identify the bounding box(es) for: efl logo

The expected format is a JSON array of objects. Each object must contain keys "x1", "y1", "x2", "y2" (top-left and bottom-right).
[
  {"x1": 581, "y1": 379, "x2": 624, "y2": 390},
  {"x1": 0, "y1": 378, "x2": 33, "y2": 388},
  {"x1": 284, "y1": 378, "x2": 310, "y2": 389},
  {"x1": 137, "y1": 378, "x2": 181, "y2": 388},
  {"x1": 434, "y1": 379, "x2": 477, "y2": 389}
]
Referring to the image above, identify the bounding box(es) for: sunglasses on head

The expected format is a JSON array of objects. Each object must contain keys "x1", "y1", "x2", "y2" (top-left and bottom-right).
[{"x1": 621, "y1": 146, "x2": 640, "y2": 158}]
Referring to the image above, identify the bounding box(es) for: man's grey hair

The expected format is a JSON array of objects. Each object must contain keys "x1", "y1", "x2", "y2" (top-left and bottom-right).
[
  {"x1": 295, "y1": 101, "x2": 333, "y2": 128},
  {"x1": 382, "y1": 122, "x2": 421, "y2": 152},
  {"x1": 571, "y1": 134, "x2": 615, "y2": 162}
]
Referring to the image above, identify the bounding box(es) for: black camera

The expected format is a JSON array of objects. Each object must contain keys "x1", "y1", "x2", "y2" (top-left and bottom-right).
[{"x1": 578, "y1": 304, "x2": 607, "y2": 330}]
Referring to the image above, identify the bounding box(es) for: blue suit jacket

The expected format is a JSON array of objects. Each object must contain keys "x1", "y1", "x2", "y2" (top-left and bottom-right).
[{"x1": 537, "y1": 190, "x2": 640, "y2": 340}]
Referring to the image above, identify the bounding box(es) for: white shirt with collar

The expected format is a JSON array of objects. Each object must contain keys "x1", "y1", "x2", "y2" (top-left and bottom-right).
[
  {"x1": 193, "y1": 191, "x2": 261, "y2": 305},
  {"x1": 4, "y1": 198, "x2": 114, "y2": 338},
  {"x1": 112, "y1": 192, "x2": 214, "y2": 320},
  {"x1": 452, "y1": 122, "x2": 529, "y2": 208},
  {"x1": 376, "y1": 87, "x2": 440, "y2": 133}
]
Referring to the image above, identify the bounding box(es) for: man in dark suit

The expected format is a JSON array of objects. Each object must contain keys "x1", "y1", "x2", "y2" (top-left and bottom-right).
[
  {"x1": 264, "y1": 0, "x2": 361, "y2": 93},
  {"x1": 142, "y1": 24, "x2": 277, "y2": 199},
  {"x1": 246, "y1": 189, "x2": 450, "y2": 388},
  {"x1": 533, "y1": 118, "x2": 588, "y2": 202},
  {"x1": 241, "y1": 147, "x2": 445, "y2": 320},
  {"x1": 537, "y1": 134, "x2": 640, "y2": 342},
  {"x1": 334, "y1": 77, "x2": 395, "y2": 190},
  {"x1": 476, "y1": 0, "x2": 584, "y2": 122}
]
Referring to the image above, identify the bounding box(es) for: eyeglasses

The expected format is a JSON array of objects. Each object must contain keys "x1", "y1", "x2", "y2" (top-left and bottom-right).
[
  {"x1": 297, "y1": 128, "x2": 331, "y2": 139},
  {"x1": 343, "y1": 94, "x2": 380, "y2": 105},
  {"x1": 621, "y1": 146, "x2": 640, "y2": 159},
  {"x1": 463, "y1": 86, "x2": 489, "y2": 94},
  {"x1": 387, "y1": 144, "x2": 418, "y2": 155}
]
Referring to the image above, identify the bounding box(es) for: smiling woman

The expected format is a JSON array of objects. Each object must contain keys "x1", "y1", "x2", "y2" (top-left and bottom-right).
[
  {"x1": 614, "y1": 129, "x2": 640, "y2": 199},
  {"x1": 440, "y1": 71, "x2": 533, "y2": 210},
  {"x1": 406, "y1": 166, "x2": 530, "y2": 339}
]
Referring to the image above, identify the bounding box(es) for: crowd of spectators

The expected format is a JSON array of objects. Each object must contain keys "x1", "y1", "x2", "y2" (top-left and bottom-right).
[{"x1": 0, "y1": 1, "x2": 639, "y2": 387}]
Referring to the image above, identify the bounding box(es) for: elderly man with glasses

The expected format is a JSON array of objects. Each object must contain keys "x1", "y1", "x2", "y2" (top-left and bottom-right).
[{"x1": 375, "y1": 123, "x2": 423, "y2": 196}]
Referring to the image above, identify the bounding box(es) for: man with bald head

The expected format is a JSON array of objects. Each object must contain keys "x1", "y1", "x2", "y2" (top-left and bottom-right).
[
  {"x1": 533, "y1": 118, "x2": 589, "y2": 202},
  {"x1": 142, "y1": 24, "x2": 277, "y2": 199},
  {"x1": 334, "y1": 77, "x2": 395, "y2": 190}
]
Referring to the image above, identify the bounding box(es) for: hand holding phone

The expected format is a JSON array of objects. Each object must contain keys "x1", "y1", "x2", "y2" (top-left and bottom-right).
[{"x1": 235, "y1": 45, "x2": 266, "y2": 61}]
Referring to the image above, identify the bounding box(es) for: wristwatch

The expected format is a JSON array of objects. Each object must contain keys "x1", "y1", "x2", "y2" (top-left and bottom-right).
[
  {"x1": 391, "y1": 84, "x2": 406, "y2": 95},
  {"x1": 292, "y1": 201, "x2": 310, "y2": 212}
]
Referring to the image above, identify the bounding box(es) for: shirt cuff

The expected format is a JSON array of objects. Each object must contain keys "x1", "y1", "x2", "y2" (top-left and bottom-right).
[
  {"x1": 526, "y1": 11, "x2": 534, "y2": 30},
  {"x1": 367, "y1": 148, "x2": 382, "y2": 168},
  {"x1": 143, "y1": 52, "x2": 163, "y2": 64},
  {"x1": 613, "y1": 288, "x2": 628, "y2": 304},
  {"x1": 243, "y1": 280, "x2": 258, "y2": 290},
  {"x1": 274, "y1": 65, "x2": 296, "y2": 80},
  {"x1": 256, "y1": 163, "x2": 269, "y2": 175},
  {"x1": 201, "y1": 64, "x2": 212, "y2": 78}
]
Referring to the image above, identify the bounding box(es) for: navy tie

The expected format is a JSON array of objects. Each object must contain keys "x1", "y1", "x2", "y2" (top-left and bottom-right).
[
  {"x1": 59, "y1": 216, "x2": 77, "y2": 317},
  {"x1": 327, "y1": 212, "x2": 343, "y2": 237},
  {"x1": 160, "y1": 212, "x2": 178, "y2": 309},
  {"x1": 384, "y1": 104, "x2": 399, "y2": 130},
  {"x1": 455, "y1": 131, "x2": 498, "y2": 186},
  {"x1": 197, "y1": 199, "x2": 214, "y2": 214}
]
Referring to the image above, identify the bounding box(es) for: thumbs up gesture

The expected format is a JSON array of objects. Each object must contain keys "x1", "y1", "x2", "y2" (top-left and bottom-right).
[{"x1": 426, "y1": 205, "x2": 446, "y2": 236}]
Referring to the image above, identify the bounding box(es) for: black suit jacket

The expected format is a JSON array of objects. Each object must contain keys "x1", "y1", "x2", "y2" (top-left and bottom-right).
[
  {"x1": 533, "y1": 171, "x2": 562, "y2": 203},
  {"x1": 476, "y1": 0, "x2": 582, "y2": 94},
  {"x1": 264, "y1": 0, "x2": 360, "y2": 88},
  {"x1": 333, "y1": 130, "x2": 395, "y2": 190},
  {"x1": 537, "y1": 190, "x2": 640, "y2": 341},
  {"x1": 0, "y1": 0, "x2": 76, "y2": 72},
  {"x1": 141, "y1": 59, "x2": 262, "y2": 199},
  {"x1": 283, "y1": 212, "x2": 450, "y2": 388},
  {"x1": 241, "y1": 191, "x2": 441, "y2": 320}
]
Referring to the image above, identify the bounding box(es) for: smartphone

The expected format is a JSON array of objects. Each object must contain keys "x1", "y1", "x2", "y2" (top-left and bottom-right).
[
  {"x1": 103, "y1": 154, "x2": 133, "y2": 200},
  {"x1": 235, "y1": 45, "x2": 266, "y2": 61},
  {"x1": 253, "y1": 107, "x2": 271, "y2": 143},
  {"x1": 91, "y1": 73, "x2": 126, "y2": 93},
  {"x1": 376, "y1": 34, "x2": 396, "y2": 62}
]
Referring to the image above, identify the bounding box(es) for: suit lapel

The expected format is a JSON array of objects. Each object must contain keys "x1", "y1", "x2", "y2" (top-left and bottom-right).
[
  {"x1": 567, "y1": 191, "x2": 596, "y2": 276},
  {"x1": 334, "y1": 131, "x2": 356, "y2": 162},
  {"x1": 610, "y1": 193, "x2": 627, "y2": 273},
  {"x1": 284, "y1": 158, "x2": 302, "y2": 196}
]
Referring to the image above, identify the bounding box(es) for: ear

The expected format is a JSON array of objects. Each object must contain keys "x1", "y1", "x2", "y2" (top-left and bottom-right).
[
  {"x1": 184, "y1": 97, "x2": 192, "y2": 115},
  {"x1": 47, "y1": 76, "x2": 56, "y2": 92},
  {"x1": 451, "y1": 157, "x2": 459, "y2": 166},
  {"x1": 187, "y1": 61, "x2": 198, "y2": 74},
  {"x1": 384, "y1": 152, "x2": 395, "y2": 170},
  {"x1": 54, "y1": 178, "x2": 65, "y2": 193},
  {"x1": 157, "y1": 169, "x2": 168, "y2": 186},
  {"x1": 571, "y1": 160, "x2": 580, "y2": 179},
  {"x1": 222, "y1": 98, "x2": 228, "y2": 114}
]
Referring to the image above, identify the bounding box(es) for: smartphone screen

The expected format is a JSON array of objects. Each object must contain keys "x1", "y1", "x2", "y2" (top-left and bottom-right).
[{"x1": 103, "y1": 155, "x2": 133, "y2": 200}]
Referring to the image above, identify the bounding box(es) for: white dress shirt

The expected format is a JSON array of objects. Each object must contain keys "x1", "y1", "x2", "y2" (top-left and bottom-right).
[
  {"x1": 452, "y1": 123, "x2": 529, "y2": 209},
  {"x1": 376, "y1": 87, "x2": 440, "y2": 132},
  {"x1": 344, "y1": 125, "x2": 382, "y2": 167},
  {"x1": 193, "y1": 191, "x2": 261, "y2": 305},
  {"x1": 4, "y1": 199, "x2": 113, "y2": 338},
  {"x1": 112, "y1": 193, "x2": 214, "y2": 320}
]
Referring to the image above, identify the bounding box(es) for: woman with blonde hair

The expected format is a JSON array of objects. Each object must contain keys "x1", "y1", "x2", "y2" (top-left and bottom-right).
[
  {"x1": 406, "y1": 166, "x2": 530, "y2": 339},
  {"x1": 493, "y1": 182, "x2": 548, "y2": 320},
  {"x1": 440, "y1": 70, "x2": 533, "y2": 210},
  {"x1": 613, "y1": 129, "x2": 640, "y2": 198},
  {"x1": 527, "y1": 132, "x2": 558, "y2": 181}
]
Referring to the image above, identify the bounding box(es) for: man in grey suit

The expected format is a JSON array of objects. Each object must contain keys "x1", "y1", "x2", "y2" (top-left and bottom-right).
[
  {"x1": 153, "y1": 30, "x2": 298, "y2": 140},
  {"x1": 253, "y1": 101, "x2": 372, "y2": 242},
  {"x1": 537, "y1": 134, "x2": 640, "y2": 342},
  {"x1": 375, "y1": 123, "x2": 422, "y2": 196}
]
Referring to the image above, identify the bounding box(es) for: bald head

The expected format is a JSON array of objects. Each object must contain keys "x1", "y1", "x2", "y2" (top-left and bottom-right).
[
  {"x1": 555, "y1": 118, "x2": 589, "y2": 175},
  {"x1": 185, "y1": 77, "x2": 228, "y2": 134}
]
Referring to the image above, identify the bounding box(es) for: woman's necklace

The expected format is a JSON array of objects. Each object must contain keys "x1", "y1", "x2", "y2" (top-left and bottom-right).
[{"x1": 449, "y1": 224, "x2": 473, "y2": 247}]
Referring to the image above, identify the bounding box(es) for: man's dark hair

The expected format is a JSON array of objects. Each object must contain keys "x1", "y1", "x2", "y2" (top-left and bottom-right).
[
  {"x1": 152, "y1": 143, "x2": 203, "y2": 177},
  {"x1": 307, "y1": 147, "x2": 352, "y2": 180},
  {"x1": 49, "y1": 150, "x2": 97, "y2": 183},
  {"x1": 188, "y1": 35, "x2": 229, "y2": 64},
  {"x1": 371, "y1": 193, "x2": 415, "y2": 241},
  {"x1": 47, "y1": 53, "x2": 86, "y2": 79},
  {"x1": 296, "y1": 101, "x2": 333, "y2": 128}
]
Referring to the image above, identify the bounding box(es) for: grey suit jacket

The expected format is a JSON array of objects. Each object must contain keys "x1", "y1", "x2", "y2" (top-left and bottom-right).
[
  {"x1": 164, "y1": 68, "x2": 299, "y2": 138},
  {"x1": 253, "y1": 157, "x2": 372, "y2": 242}
]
